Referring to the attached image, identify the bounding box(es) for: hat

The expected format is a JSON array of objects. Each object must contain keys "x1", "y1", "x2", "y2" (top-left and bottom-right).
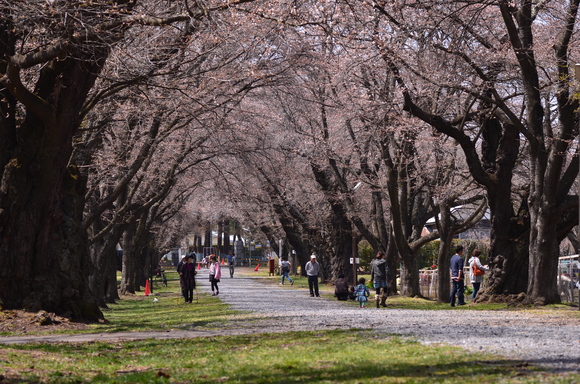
[{"x1": 310, "y1": 254, "x2": 316, "y2": 259}]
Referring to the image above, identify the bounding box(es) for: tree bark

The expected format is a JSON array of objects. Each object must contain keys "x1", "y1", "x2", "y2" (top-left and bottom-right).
[
  {"x1": 0, "y1": 55, "x2": 105, "y2": 320},
  {"x1": 120, "y1": 222, "x2": 138, "y2": 294}
]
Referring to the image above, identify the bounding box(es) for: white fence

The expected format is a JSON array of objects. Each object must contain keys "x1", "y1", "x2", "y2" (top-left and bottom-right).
[{"x1": 557, "y1": 255, "x2": 579, "y2": 304}]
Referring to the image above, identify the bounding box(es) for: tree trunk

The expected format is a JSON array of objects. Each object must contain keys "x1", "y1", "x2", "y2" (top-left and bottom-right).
[
  {"x1": 436, "y1": 209, "x2": 453, "y2": 303},
  {"x1": 476, "y1": 120, "x2": 529, "y2": 300},
  {"x1": 0, "y1": 58, "x2": 104, "y2": 320},
  {"x1": 88, "y1": 219, "x2": 124, "y2": 307},
  {"x1": 385, "y1": 226, "x2": 398, "y2": 295},
  {"x1": 399, "y1": 249, "x2": 421, "y2": 297},
  {"x1": 217, "y1": 220, "x2": 223, "y2": 255},
  {"x1": 204, "y1": 221, "x2": 212, "y2": 253},
  {"x1": 328, "y1": 216, "x2": 355, "y2": 284},
  {"x1": 120, "y1": 223, "x2": 138, "y2": 294},
  {"x1": 527, "y1": 204, "x2": 561, "y2": 304},
  {"x1": 223, "y1": 219, "x2": 231, "y2": 254}
]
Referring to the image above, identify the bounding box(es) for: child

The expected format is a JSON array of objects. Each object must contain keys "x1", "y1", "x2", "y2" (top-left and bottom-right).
[{"x1": 355, "y1": 277, "x2": 370, "y2": 308}]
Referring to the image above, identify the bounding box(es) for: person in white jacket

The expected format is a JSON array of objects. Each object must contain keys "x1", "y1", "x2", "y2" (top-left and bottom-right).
[{"x1": 468, "y1": 249, "x2": 488, "y2": 299}]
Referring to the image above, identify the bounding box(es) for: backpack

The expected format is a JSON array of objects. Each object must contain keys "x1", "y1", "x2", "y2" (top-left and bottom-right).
[{"x1": 281, "y1": 261, "x2": 290, "y2": 273}]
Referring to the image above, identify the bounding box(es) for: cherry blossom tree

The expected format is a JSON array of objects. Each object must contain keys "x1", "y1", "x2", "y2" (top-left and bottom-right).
[
  {"x1": 365, "y1": 0, "x2": 579, "y2": 303},
  {"x1": 0, "y1": 0, "x2": 269, "y2": 319}
]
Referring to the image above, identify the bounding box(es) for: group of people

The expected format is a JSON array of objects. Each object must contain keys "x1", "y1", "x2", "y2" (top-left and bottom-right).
[
  {"x1": 449, "y1": 245, "x2": 488, "y2": 307},
  {"x1": 175, "y1": 245, "x2": 488, "y2": 307},
  {"x1": 177, "y1": 253, "x2": 227, "y2": 303},
  {"x1": 333, "y1": 251, "x2": 393, "y2": 308}
]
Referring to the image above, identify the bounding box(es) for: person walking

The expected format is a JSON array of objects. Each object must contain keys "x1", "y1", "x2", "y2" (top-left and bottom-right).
[
  {"x1": 468, "y1": 249, "x2": 488, "y2": 299},
  {"x1": 370, "y1": 251, "x2": 392, "y2": 308},
  {"x1": 181, "y1": 255, "x2": 197, "y2": 303},
  {"x1": 354, "y1": 277, "x2": 370, "y2": 308},
  {"x1": 209, "y1": 255, "x2": 221, "y2": 296},
  {"x1": 279, "y1": 257, "x2": 294, "y2": 285},
  {"x1": 305, "y1": 254, "x2": 320, "y2": 297},
  {"x1": 450, "y1": 245, "x2": 466, "y2": 307},
  {"x1": 334, "y1": 273, "x2": 349, "y2": 301},
  {"x1": 227, "y1": 250, "x2": 236, "y2": 278}
]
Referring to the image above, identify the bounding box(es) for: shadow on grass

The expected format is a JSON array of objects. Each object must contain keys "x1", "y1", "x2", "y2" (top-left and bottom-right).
[
  {"x1": 3, "y1": 330, "x2": 567, "y2": 384},
  {"x1": 217, "y1": 359, "x2": 532, "y2": 384}
]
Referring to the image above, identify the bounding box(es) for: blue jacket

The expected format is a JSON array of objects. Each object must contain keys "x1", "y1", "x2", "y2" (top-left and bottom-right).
[{"x1": 450, "y1": 254, "x2": 464, "y2": 279}]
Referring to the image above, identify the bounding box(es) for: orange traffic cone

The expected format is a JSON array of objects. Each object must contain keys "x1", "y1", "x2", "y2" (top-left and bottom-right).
[
  {"x1": 145, "y1": 280, "x2": 151, "y2": 296},
  {"x1": 221, "y1": 258, "x2": 225, "y2": 265},
  {"x1": 254, "y1": 263, "x2": 260, "y2": 271},
  {"x1": 198, "y1": 262, "x2": 201, "y2": 270}
]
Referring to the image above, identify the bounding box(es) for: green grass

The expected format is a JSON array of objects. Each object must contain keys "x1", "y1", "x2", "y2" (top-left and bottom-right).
[
  {"x1": 2, "y1": 329, "x2": 577, "y2": 383},
  {"x1": 83, "y1": 270, "x2": 240, "y2": 334},
  {"x1": 1, "y1": 267, "x2": 578, "y2": 382}
]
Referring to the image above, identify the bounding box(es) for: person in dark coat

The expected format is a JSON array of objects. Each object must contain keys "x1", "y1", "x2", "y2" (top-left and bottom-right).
[
  {"x1": 370, "y1": 251, "x2": 392, "y2": 308},
  {"x1": 181, "y1": 255, "x2": 197, "y2": 303},
  {"x1": 334, "y1": 274, "x2": 350, "y2": 301}
]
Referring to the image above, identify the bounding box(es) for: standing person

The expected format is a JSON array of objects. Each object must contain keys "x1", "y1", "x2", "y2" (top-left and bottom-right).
[
  {"x1": 354, "y1": 277, "x2": 370, "y2": 308},
  {"x1": 305, "y1": 254, "x2": 320, "y2": 297},
  {"x1": 334, "y1": 273, "x2": 349, "y2": 301},
  {"x1": 209, "y1": 255, "x2": 221, "y2": 296},
  {"x1": 450, "y1": 245, "x2": 466, "y2": 307},
  {"x1": 279, "y1": 257, "x2": 294, "y2": 285},
  {"x1": 177, "y1": 255, "x2": 187, "y2": 294},
  {"x1": 227, "y1": 250, "x2": 236, "y2": 278},
  {"x1": 182, "y1": 255, "x2": 197, "y2": 303},
  {"x1": 468, "y1": 249, "x2": 488, "y2": 299},
  {"x1": 370, "y1": 251, "x2": 392, "y2": 308}
]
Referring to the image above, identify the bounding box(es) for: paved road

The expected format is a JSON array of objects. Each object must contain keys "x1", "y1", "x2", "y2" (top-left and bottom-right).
[{"x1": 1, "y1": 267, "x2": 579, "y2": 373}]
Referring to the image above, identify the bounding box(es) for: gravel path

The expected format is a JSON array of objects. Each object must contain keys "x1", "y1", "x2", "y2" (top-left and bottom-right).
[
  {"x1": 201, "y1": 268, "x2": 580, "y2": 373},
  {"x1": 0, "y1": 267, "x2": 578, "y2": 374}
]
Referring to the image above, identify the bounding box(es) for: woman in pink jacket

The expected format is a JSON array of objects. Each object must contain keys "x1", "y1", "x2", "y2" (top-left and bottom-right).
[{"x1": 209, "y1": 255, "x2": 221, "y2": 295}]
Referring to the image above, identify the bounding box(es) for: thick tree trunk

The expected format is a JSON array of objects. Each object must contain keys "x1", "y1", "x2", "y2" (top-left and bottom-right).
[
  {"x1": 527, "y1": 203, "x2": 561, "y2": 304},
  {"x1": 399, "y1": 250, "x2": 421, "y2": 297},
  {"x1": 436, "y1": 216, "x2": 453, "y2": 303},
  {"x1": 328, "y1": 216, "x2": 354, "y2": 284},
  {"x1": 0, "y1": 58, "x2": 104, "y2": 320},
  {"x1": 88, "y1": 220, "x2": 124, "y2": 307},
  {"x1": 477, "y1": 122, "x2": 529, "y2": 299}
]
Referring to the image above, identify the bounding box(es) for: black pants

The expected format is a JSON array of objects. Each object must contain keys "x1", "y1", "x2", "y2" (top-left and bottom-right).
[
  {"x1": 182, "y1": 278, "x2": 195, "y2": 303},
  {"x1": 210, "y1": 275, "x2": 219, "y2": 293},
  {"x1": 183, "y1": 288, "x2": 193, "y2": 303},
  {"x1": 308, "y1": 275, "x2": 319, "y2": 296},
  {"x1": 450, "y1": 279, "x2": 465, "y2": 306}
]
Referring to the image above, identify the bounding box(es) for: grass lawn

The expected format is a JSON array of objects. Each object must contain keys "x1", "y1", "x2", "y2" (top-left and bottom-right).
[
  {"x1": 0, "y1": 267, "x2": 578, "y2": 382},
  {"x1": 1, "y1": 329, "x2": 575, "y2": 383}
]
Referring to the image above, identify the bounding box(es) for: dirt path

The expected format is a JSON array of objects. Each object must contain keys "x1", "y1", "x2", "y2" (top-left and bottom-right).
[{"x1": 1, "y1": 268, "x2": 579, "y2": 373}]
